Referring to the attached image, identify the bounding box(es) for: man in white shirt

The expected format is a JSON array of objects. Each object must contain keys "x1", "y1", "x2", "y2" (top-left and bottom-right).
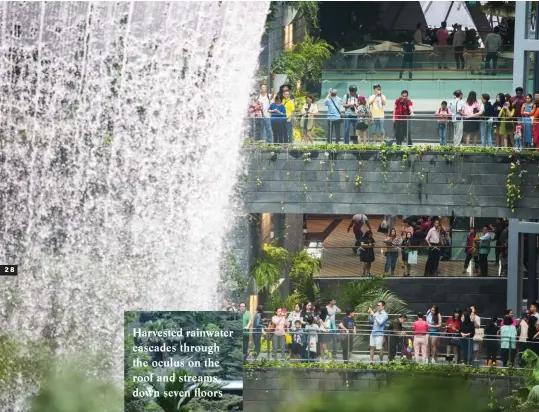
[
  {"x1": 484, "y1": 27, "x2": 503, "y2": 75},
  {"x1": 425, "y1": 220, "x2": 442, "y2": 276},
  {"x1": 450, "y1": 90, "x2": 465, "y2": 145},
  {"x1": 368, "y1": 84, "x2": 387, "y2": 143},
  {"x1": 452, "y1": 25, "x2": 466, "y2": 70},
  {"x1": 257, "y1": 84, "x2": 273, "y2": 143}
]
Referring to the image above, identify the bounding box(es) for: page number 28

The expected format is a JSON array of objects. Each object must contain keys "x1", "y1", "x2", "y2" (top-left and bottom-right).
[{"x1": 1, "y1": 265, "x2": 18, "y2": 276}]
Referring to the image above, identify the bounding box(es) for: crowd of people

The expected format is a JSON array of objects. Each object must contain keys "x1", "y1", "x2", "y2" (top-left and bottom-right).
[
  {"x1": 248, "y1": 81, "x2": 539, "y2": 150},
  {"x1": 321, "y1": 84, "x2": 539, "y2": 149},
  {"x1": 347, "y1": 214, "x2": 508, "y2": 277},
  {"x1": 239, "y1": 299, "x2": 539, "y2": 367}
]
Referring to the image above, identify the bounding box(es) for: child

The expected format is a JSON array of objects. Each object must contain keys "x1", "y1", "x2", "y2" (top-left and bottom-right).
[
  {"x1": 500, "y1": 315, "x2": 518, "y2": 366},
  {"x1": 435, "y1": 101, "x2": 452, "y2": 146},
  {"x1": 290, "y1": 320, "x2": 306, "y2": 361},
  {"x1": 304, "y1": 315, "x2": 319, "y2": 361},
  {"x1": 514, "y1": 121, "x2": 523, "y2": 151},
  {"x1": 355, "y1": 95, "x2": 371, "y2": 144}
]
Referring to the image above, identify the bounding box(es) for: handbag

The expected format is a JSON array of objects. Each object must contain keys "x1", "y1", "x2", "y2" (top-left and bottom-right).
[
  {"x1": 378, "y1": 220, "x2": 389, "y2": 234},
  {"x1": 473, "y1": 327, "x2": 484, "y2": 342},
  {"x1": 407, "y1": 250, "x2": 418, "y2": 264}
]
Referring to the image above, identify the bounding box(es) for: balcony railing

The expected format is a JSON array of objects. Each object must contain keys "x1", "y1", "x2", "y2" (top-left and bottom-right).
[
  {"x1": 244, "y1": 329, "x2": 538, "y2": 367},
  {"x1": 244, "y1": 115, "x2": 539, "y2": 149}
]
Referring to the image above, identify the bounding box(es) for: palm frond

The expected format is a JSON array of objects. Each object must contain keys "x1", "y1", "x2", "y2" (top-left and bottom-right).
[
  {"x1": 334, "y1": 278, "x2": 385, "y2": 310},
  {"x1": 354, "y1": 290, "x2": 410, "y2": 321}
]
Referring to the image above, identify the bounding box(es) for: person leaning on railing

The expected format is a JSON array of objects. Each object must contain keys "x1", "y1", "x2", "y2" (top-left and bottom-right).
[
  {"x1": 387, "y1": 314, "x2": 407, "y2": 362},
  {"x1": 449, "y1": 90, "x2": 465, "y2": 145},
  {"x1": 339, "y1": 308, "x2": 356, "y2": 364},
  {"x1": 445, "y1": 309, "x2": 461, "y2": 363},
  {"x1": 368, "y1": 84, "x2": 386, "y2": 143},
  {"x1": 484, "y1": 316, "x2": 500, "y2": 367},
  {"x1": 412, "y1": 313, "x2": 429, "y2": 363},
  {"x1": 499, "y1": 315, "x2": 517, "y2": 367},
  {"x1": 459, "y1": 313, "x2": 475, "y2": 365}
]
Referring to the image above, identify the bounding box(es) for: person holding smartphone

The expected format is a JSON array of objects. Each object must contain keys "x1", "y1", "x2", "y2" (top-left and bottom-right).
[{"x1": 498, "y1": 98, "x2": 514, "y2": 147}]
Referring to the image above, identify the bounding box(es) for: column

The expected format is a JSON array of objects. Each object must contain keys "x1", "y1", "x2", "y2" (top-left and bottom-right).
[
  {"x1": 506, "y1": 219, "x2": 521, "y2": 314},
  {"x1": 513, "y1": 2, "x2": 528, "y2": 90},
  {"x1": 528, "y1": 234, "x2": 538, "y2": 305}
]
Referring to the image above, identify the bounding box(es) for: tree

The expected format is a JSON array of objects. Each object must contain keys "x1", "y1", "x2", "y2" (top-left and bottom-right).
[
  {"x1": 251, "y1": 243, "x2": 289, "y2": 292},
  {"x1": 270, "y1": 35, "x2": 333, "y2": 92}
]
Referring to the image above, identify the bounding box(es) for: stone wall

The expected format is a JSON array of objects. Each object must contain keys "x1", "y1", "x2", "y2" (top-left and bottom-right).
[
  {"x1": 244, "y1": 368, "x2": 524, "y2": 411},
  {"x1": 317, "y1": 277, "x2": 508, "y2": 317},
  {"x1": 243, "y1": 150, "x2": 539, "y2": 219}
]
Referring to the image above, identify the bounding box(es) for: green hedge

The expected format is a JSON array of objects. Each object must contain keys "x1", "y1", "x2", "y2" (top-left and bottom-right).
[
  {"x1": 244, "y1": 359, "x2": 528, "y2": 378},
  {"x1": 244, "y1": 141, "x2": 539, "y2": 157}
]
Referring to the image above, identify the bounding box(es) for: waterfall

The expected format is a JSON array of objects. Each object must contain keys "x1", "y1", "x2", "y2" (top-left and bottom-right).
[{"x1": 0, "y1": 0, "x2": 269, "y2": 393}]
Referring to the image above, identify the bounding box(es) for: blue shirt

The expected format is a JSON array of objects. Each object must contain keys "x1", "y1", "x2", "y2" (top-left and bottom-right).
[
  {"x1": 269, "y1": 103, "x2": 286, "y2": 122},
  {"x1": 325, "y1": 97, "x2": 343, "y2": 120},
  {"x1": 370, "y1": 310, "x2": 388, "y2": 336}
]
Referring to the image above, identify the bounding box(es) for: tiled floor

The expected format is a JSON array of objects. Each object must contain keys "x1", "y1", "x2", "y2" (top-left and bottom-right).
[{"x1": 306, "y1": 215, "x2": 499, "y2": 278}]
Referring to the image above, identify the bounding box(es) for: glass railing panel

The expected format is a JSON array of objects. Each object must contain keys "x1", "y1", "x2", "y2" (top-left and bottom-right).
[
  {"x1": 244, "y1": 330, "x2": 537, "y2": 367},
  {"x1": 244, "y1": 116, "x2": 537, "y2": 151}
]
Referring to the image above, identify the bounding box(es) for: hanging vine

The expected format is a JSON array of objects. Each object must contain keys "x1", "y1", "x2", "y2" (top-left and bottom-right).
[
  {"x1": 506, "y1": 160, "x2": 527, "y2": 212},
  {"x1": 246, "y1": 144, "x2": 537, "y2": 214}
]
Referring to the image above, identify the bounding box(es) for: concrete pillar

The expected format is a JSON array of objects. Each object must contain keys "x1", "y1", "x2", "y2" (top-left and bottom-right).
[
  {"x1": 513, "y1": 2, "x2": 528, "y2": 90},
  {"x1": 507, "y1": 219, "x2": 521, "y2": 314},
  {"x1": 528, "y1": 234, "x2": 538, "y2": 305}
]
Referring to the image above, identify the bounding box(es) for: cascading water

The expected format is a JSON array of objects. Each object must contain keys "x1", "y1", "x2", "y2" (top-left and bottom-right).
[{"x1": 0, "y1": 0, "x2": 269, "y2": 404}]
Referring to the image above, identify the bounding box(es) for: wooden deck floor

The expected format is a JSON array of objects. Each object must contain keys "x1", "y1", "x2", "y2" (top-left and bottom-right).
[{"x1": 306, "y1": 215, "x2": 499, "y2": 278}]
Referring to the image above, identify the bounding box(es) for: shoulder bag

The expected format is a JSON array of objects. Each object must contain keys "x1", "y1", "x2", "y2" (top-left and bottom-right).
[
  {"x1": 329, "y1": 98, "x2": 343, "y2": 123},
  {"x1": 473, "y1": 327, "x2": 484, "y2": 342}
]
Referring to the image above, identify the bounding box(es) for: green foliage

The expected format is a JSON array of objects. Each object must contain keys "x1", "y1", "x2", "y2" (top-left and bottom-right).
[
  {"x1": 266, "y1": 1, "x2": 320, "y2": 30},
  {"x1": 219, "y1": 250, "x2": 250, "y2": 302},
  {"x1": 331, "y1": 278, "x2": 408, "y2": 317},
  {"x1": 0, "y1": 335, "x2": 52, "y2": 388},
  {"x1": 289, "y1": 250, "x2": 320, "y2": 282},
  {"x1": 311, "y1": 125, "x2": 327, "y2": 141},
  {"x1": 245, "y1": 367, "x2": 515, "y2": 411},
  {"x1": 188, "y1": 394, "x2": 243, "y2": 412},
  {"x1": 251, "y1": 243, "x2": 289, "y2": 292},
  {"x1": 30, "y1": 363, "x2": 122, "y2": 412},
  {"x1": 480, "y1": 1, "x2": 517, "y2": 16},
  {"x1": 244, "y1": 141, "x2": 539, "y2": 158},
  {"x1": 521, "y1": 348, "x2": 539, "y2": 390},
  {"x1": 355, "y1": 289, "x2": 409, "y2": 320},
  {"x1": 507, "y1": 161, "x2": 527, "y2": 212},
  {"x1": 287, "y1": 1, "x2": 320, "y2": 29},
  {"x1": 150, "y1": 369, "x2": 199, "y2": 412},
  {"x1": 271, "y1": 35, "x2": 333, "y2": 89},
  {"x1": 527, "y1": 385, "x2": 539, "y2": 404},
  {"x1": 244, "y1": 358, "x2": 527, "y2": 377}
]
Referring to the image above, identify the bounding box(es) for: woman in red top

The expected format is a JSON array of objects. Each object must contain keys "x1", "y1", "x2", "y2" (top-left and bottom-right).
[
  {"x1": 533, "y1": 101, "x2": 539, "y2": 147},
  {"x1": 445, "y1": 309, "x2": 461, "y2": 363},
  {"x1": 412, "y1": 313, "x2": 430, "y2": 363}
]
